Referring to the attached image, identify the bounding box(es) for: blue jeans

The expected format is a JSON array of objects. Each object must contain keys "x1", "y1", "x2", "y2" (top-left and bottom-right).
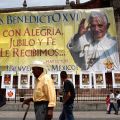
[
  {"x1": 108, "y1": 102, "x2": 117, "y2": 114},
  {"x1": 59, "y1": 103, "x2": 74, "y2": 120},
  {"x1": 34, "y1": 102, "x2": 48, "y2": 120},
  {"x1": 117, "y1": 100, "x2": 120, "y2": 112}
]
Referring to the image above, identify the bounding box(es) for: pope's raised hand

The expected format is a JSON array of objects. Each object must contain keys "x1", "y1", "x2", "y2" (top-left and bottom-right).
[{"x1": 78, "y1": 18, "x2": 89, "y2": 36}]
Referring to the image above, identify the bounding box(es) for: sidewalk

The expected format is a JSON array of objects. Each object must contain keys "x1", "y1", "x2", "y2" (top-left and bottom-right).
[
  {"x1": 0, "y1": 101, "x2": 120, "y2": 120},
  {"x1": 0, "y1": 111, "x2": 120, "y2": 120},
  {"x1": 0, "y1": 101, "x2": 107, "y2": 111}
]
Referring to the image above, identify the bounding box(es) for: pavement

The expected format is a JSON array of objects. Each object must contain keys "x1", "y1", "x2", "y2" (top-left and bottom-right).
[
  {"x1": 0, "y1": 101, "x2": 120, "y2": 120},
  {"x1": 0, "y1": 101, "x2": 108, "y2": 111},
  {"x1": 0, "y1": 111, "x2": 120, "y2": 120}
]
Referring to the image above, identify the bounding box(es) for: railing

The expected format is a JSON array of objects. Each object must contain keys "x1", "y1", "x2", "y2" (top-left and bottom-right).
[
  {"x1": 0, "y1": 73, "x2": 120, "y2": 102},
  {"x1": 4, "y1": 86, "x2": 120, "y2": 102}
]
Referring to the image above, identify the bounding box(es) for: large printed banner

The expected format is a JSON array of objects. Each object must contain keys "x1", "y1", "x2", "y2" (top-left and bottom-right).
[{"x1": 0, "y1": 7, "x2": 119, "y2": 72}]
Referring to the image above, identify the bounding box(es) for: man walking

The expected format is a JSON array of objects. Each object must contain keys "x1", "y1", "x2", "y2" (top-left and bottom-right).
[
  {"x1": 108, "y1": 90, "x2": 118, "y2": 115},
  {"x1": 116, "y1": 91, "x2": 120, "y2": 113},
  {"x1": 59, "y1": 71, "x2": 75, "y2": 120},
  {"x1": 22, "y1": 61, "x2": 56, "y2": 120}
]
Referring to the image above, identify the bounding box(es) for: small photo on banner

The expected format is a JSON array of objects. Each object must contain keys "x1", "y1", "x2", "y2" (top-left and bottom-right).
[
  {"x1": 18, "y1": 71, "x2": 30, "y2": 89},
  {"x1": 32, "y1": 73, "x2": 35, "y2": 89},
  {"x1": 48, "y1": 71, "x2": 61, "y2": 89},
  {"x1": 93, "y1": 71, "x2": 106, "y2": 89},
  {"x1": 67, "y1": 71, "x2": 75, "y2": 88},
  {"x1": 80, "y1": 71, "x2": 92, "y2": 89},
  {"x1": 6, "y1": 88, "x2": 15, "y2": 99},
  {"x1": 112, "y1": 71, "x2": 120, "y2": 88},
  {"x1": 1, "y1": 71, "x2": 14, "y2": 89}
]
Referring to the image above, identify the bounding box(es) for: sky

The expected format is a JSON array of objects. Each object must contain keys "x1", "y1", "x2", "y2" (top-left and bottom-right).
[{"x1": 0, "y1": 0, "x2": 90, "y2": 8}]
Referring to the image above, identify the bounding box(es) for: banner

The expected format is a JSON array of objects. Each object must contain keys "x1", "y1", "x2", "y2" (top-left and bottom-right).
[
  {"x1": 18, "y1": 71, "x2": 30, "y2": 89},
  {"x1": 6, "y1": 88, "x2": 15, "y2": 99},
  {"x1": 112, "y1": 71, "x2": 120, "y2": 88},
  {"x1": 1, "y1": 71, "x2": 14, "y2": 88},
  {"x1": 93, "y1": 71, "x2": 106, "y2": 88},
  {"x1": 80, "y1": 71, "x2": 92, "y2": 89},
  {"x1": 0, "y1": 7, "x2": 119, "y2": 72}
]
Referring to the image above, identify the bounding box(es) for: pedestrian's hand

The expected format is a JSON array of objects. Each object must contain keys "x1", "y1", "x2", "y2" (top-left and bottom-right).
[
  {"x1": 22, "y1": 99, "x2": 30, "y2": 108},
  {"x1": 78, "y1": 18, "x2": 89, "y2": 36},
  {"x1": 47, "y1": 109, "x2": 53, "y2": 120},
  {"x1": 47, "y1": 114, "x2": 52, "y2": 120}
]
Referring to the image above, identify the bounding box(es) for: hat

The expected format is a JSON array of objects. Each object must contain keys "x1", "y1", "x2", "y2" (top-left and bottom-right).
[{"x1": 31, "y1": 61, "x2": 47, "y2": 70}]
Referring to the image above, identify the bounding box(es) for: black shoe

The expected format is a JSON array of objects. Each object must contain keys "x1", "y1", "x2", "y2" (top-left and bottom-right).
[
  {"x1": 114, "y1": 112, "x2": 118, "y2": 115},
  {"x1": 106, "y1": 112, "x2": 110, "y2": 114}
]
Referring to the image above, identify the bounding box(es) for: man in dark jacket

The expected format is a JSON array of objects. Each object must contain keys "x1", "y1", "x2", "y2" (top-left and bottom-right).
[{"x1": 59, "y1": 71, "x2": 75, "y2": 120}]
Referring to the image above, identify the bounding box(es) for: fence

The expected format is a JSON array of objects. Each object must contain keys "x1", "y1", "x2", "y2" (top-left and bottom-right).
[
  {"x1": 0, "y1": 72, "x2": 120, "y2": 102},
  {"x1": 3, "y1": 87, "x2": 120, "y2": 102}
]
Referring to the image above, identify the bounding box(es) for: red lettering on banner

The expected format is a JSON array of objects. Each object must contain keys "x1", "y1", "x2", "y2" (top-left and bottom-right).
[
  {"x1": 3, "y1": 27, "x2": 62, "y2": 37},
  {"x1": 0, "y1": 48, "x2": 10, "y2": 57}
]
